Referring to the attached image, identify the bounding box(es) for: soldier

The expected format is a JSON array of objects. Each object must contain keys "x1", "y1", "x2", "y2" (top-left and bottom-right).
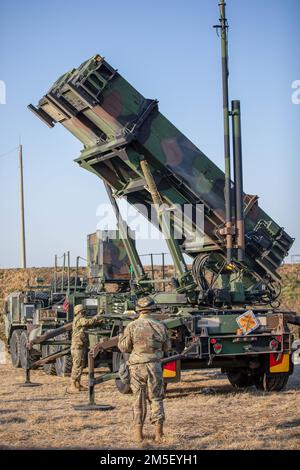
[
  {"x1": 118, "y1": 296, "x2": 171, "y2": 443},
  {"x1": 69, "y1": 304, "x2": 103, "y2": 392}
]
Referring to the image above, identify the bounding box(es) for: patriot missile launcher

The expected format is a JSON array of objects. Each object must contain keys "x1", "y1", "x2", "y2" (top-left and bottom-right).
[
  {"x1": 26, "y1": 1, "x2": 299, "y2": 393},
  {"x1": 28, "y1": 52, "x2": 293, "y2": 307}
]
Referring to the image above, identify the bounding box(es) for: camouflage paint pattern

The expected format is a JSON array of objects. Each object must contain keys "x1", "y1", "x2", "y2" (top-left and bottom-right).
[
  {"x1": 87, "y1": 230, "x2": 133, "y2": 281},
  {"x1": 29, "y1": 54, "x2": 294, "y2": 289}
]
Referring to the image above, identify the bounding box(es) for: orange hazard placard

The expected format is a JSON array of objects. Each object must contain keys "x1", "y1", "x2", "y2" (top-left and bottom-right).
[{"x1": 236, "y1": 310, "x2": 260, "y2": 335}]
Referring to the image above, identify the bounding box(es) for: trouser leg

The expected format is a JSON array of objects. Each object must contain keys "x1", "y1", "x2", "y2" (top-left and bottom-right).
[
  {"x1": 147, "y1": 362, "x2": 165, "y2": 425},
  {"x1": 71, "y1": 347, "x2": 85, "y2": 382},
  {"x1": 129, "y1": 364, "x2": 147, "y2": 425}
]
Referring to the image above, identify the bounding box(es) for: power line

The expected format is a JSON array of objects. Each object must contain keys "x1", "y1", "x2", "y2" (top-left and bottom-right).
[{"x1": 0, "y1": 146, "x2": 19, "y2": 159}]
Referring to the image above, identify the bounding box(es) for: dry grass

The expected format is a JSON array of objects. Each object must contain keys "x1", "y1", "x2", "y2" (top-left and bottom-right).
[
  {"x1": 0, "y1": 363, "x2": 299, "y2": 450},
  {"x1": 0, "y1": 265, "x2": 300, "y2": 449},
  {"x1": 279, "y1": 264, "x2": 300, "y2": 313}
]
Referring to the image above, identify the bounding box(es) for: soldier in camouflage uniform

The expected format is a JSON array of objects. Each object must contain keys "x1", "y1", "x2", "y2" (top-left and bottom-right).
[
  {"x1": 69, "y1": 304, "x2": 103, "y2": 392},
  {"x1": 118, "y1": 297, "x2": 171, "y2": 442}
]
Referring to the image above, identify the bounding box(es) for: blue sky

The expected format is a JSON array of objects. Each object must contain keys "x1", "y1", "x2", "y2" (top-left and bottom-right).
[{"x1": 0, "y1": 0, "x2": 299, "y2": 268}]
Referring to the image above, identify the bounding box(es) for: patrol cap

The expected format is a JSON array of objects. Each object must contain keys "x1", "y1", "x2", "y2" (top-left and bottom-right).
[
  {"x1": 136, "y1": 296, "x2": 157, "y2": 312},
  {"x1": 74, "y1": 304, "x2": 85, "y2": 315}
]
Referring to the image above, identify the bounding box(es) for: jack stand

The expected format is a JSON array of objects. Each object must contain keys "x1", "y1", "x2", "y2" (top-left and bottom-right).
[
  {"x1": 18, "y1": 368, "x2": 42, "y2": 387},
  {"x1": 73, "y1": 404, "x2": 114, "y2": 411},
  {"x1": 72, "y1": 386, "x2": 114, "y2": 411},
  {"x1": 18, "y1": 353, "x2": 42, "y2": 388},
  {"x1": 73, "y1": 352, "x2": 114, "y2": 411}
]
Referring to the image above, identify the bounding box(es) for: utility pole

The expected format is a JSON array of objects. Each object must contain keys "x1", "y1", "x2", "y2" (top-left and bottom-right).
[{"x1": 19, "y1": 144, "x2": 27, "y2": 268}]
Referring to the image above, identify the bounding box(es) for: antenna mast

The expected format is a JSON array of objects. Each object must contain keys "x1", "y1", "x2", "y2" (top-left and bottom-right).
[{"x1": 216, "y1": 0, "x2": 233, "y2": 262}]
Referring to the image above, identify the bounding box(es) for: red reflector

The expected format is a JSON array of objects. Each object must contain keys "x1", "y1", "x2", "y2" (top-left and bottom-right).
[
  {"x1": 269, "y1": 339, "x2": 278, "y2": 350},
  {"x1": 213, "y1": 343, "x2": 222, "y2": 353}
]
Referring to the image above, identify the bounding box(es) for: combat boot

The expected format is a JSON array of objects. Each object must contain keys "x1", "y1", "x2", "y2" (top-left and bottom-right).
[
  {"x1": 154, "y1": 422, "x2": 163, "y2": 442},
  {"x1": 67, "y1": 380, "x2": 80, "y2": 393},
  {"x1": 133, "y1": 424, "x2": 143, "y2": 443},
  {"x1": 77, "y1": 380, "x2": 88, "y2": 391}
]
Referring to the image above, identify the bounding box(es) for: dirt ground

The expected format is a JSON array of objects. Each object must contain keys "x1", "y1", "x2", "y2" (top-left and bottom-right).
[
  {"x1": 0, "y1": 362, "x2": 299, "y2": 450},
  {"x1": 0, "y1": 265, "x2": 299, "y2": 450}
]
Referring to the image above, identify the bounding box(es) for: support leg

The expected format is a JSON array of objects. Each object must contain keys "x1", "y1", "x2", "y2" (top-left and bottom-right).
[
  {"x1": 17, "y1": 346, "x2": 41, "y2": 388},
  {"x1": 73, "y1": 350, "x2": 115, "y2": 411},
  {"x1": 88, "y1": 351, "x2": 95, "y2": 405}
]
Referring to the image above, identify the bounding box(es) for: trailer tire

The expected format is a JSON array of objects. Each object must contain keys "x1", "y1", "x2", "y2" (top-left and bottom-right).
[
  {"x1": 55, "y1": 354, "x2": 72, "y2": 377},
  {"x1": 112, "y1": 352, "x2": 131, "y2": 395},
  {"x1": 9, "y1": 330, "x2": 22, "y2": 368},
  {"x1": 226, "y1": 369, "x2": 254, "y2": 388},
  {"x1": 42, "y1": 345, "x2": 57, "y2": 376},
  {"x1": 19, "y1": 331, "x2": 29, "y2": 369},
  {"x1": 50, "y1": 332, "x2": 72, "y2": 377},
  {"x1": 254, "y1": 373, "x2": 289, "y2": 392}
]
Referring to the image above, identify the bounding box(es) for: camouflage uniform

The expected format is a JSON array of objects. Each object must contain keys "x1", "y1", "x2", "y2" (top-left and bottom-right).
[
  {"x1": 70, "y1": 305, "x2": 102, "y2": 386},
  {"x1": 118, "y1": 306, "x2": 171, "y2": 428}
]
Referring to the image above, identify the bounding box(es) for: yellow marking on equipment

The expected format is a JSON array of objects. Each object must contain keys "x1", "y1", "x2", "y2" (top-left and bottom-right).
[
  {"x1": 270, "y1": 353, "x2": 290, "y2": 373},
  {"x1": 163, "y1": 368, "x2": 177, "y2": 378}
]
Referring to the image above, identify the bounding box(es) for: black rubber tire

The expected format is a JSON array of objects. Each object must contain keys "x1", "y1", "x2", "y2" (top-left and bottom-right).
[
  {"x1": 9, "y1": 330, "x2": 22, "y2": 368},
  {"x1": 55, "y1": 353, "x2": 73, "y2": 377},
  {"x1": 226, "y1": 369, "x2": 254, "y2": 389},
  {"x1": 47, "y1": 332, "x2": 72, "y2": 377},
  {"x1": 112, "y1": 352, "x2": 131, "y2": 395},
  {"x1": 42, "y1": 344, "x2": 57, "y2": 376},
  {"x1": 254, "y1": 373, "x2": 289, "y2": 392},
  {"x1": 19, "y1": 331, "x2": 29, "y2": 369}
]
